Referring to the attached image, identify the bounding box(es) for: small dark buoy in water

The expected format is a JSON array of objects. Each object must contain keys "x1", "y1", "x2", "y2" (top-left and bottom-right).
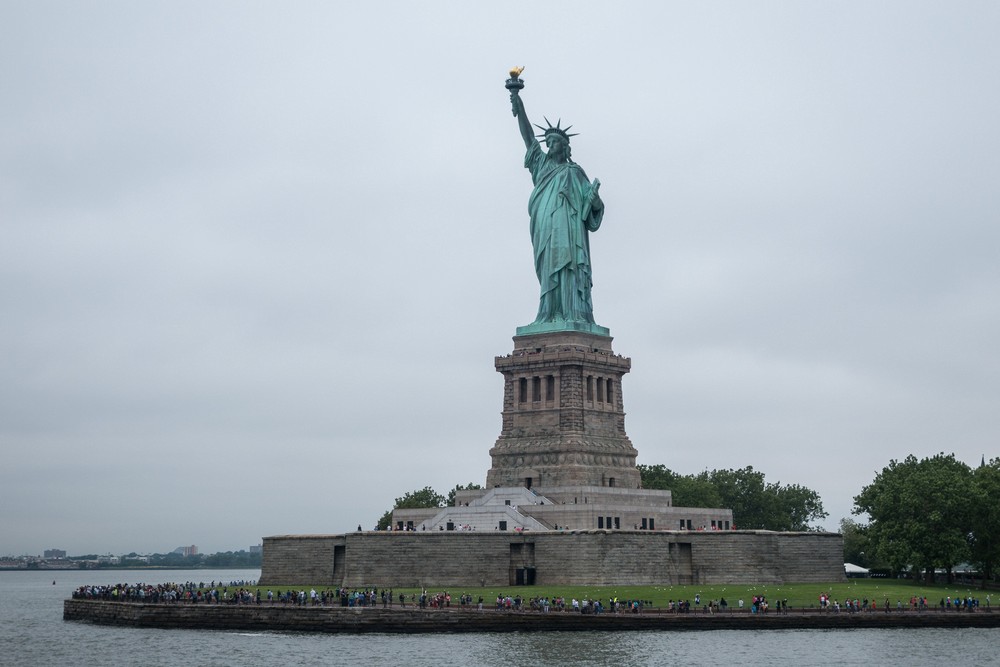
[{"x1": 52, "y1": 581, "x2": 56, "y2": 585}]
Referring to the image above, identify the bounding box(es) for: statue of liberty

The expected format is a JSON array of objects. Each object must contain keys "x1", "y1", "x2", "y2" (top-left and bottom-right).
[{"x1": 508, "y1": 71, "x2": 609, "y2": 336}]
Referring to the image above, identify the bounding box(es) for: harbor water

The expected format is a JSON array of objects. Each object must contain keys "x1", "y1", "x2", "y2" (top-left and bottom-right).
[{"x1": 2, "y1": 569, "x2": 998, "y2": 666}]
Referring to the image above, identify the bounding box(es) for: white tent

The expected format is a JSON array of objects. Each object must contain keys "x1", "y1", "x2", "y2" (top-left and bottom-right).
[{"x1": 844, "y1": 562, "x2": 870, "y2": 577}]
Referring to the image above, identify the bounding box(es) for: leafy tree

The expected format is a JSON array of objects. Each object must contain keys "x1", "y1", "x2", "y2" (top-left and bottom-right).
[
  {"x1": 702, "y1": 467, "x2": 776, "y2": 530},
  {"x1": 853, "y1": 453, "x2": 973, "y2": 582},
  {"x1": 375, "y1": 486, "x2": 446, "y2": 530},
  {"x1": 773, "y1": 483, "x2": 829, "y2": 532},
  {"x1": 638, "y1": 465, "x2": 722, "y2": 509},
  {"x1": 969, "y1": 458, "x2": 1000, "y2": 586},
  {"x1": 447, "y1": 482, "x2": 483, "y2": 507},
  {"x1": 840, "y1": 517, "x2": 872, "y2": 568},
  {"x1": 704, "y1": 466, "x2": 827, "y2": 531},
  {"x1": 638, "y1": 464, "x2": 827, "y2": 531}
]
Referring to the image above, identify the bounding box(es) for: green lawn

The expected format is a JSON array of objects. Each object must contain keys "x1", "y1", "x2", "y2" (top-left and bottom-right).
[{"x1": 220, "y1": 580, "x2": 994, "y2": 609}]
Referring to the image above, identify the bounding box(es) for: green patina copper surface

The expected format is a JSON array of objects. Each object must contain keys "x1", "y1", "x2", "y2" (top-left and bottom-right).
[
  {"x1": 508, "y1": 75, "x2": 610, "y2": 338},
  {"x1": 515, "y1": 319, "x2": 610, "y2": 337}
]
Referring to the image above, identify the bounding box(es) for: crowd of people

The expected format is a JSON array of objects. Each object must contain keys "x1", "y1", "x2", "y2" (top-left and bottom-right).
[
  {"x1": 71, "y1": 579, "x2": 257, "y2": 604},
  {"x1": 70, "y1": 581, "x2": 992, "y2": 615},
  {"x1": 818, "y1": 592, "x2": 990, "y2": 613}
]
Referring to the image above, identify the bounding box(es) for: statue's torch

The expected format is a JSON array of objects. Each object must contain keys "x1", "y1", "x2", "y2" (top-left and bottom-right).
[{"x1": 506, "y1": 66, "x2": 524, "y2": 116}]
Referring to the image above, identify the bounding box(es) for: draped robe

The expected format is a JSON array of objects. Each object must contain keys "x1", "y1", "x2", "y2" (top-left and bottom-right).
[{"x1": 524, "y1": 140, "x2": 603, "y2": 325}]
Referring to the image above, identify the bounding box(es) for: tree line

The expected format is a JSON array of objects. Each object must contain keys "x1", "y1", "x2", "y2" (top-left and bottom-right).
[
  {"x1": 57, "y1": 550, "x2": 262, "y2": 569},
  {"x1": 637, "y1": 464, "x2": 828, "y2": 531}
]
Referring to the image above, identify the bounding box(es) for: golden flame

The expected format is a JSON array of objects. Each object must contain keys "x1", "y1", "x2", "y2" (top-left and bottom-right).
[{"x1": 509, "y1": 66, "x2": 524, "y2": 79}]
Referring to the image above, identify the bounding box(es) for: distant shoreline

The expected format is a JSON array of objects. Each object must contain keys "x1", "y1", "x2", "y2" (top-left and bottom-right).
[{"x1": 63, "y1": 600, "x2": 1000, "y2": 633}]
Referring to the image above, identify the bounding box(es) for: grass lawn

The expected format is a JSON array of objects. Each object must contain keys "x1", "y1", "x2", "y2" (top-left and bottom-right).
[{"x1": 217, "y1": 580, "x2": 995, "y2": 609}]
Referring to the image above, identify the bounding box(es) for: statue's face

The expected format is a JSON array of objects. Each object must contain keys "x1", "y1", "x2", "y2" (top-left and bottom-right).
[{"x1": 546, "y1": 134, "x2": 568, "y2": 160}]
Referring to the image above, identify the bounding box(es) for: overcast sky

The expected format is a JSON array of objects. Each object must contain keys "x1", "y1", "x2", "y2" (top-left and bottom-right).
[{"x1": 2, "y1": 2, "x2": 998, "y2": 556}]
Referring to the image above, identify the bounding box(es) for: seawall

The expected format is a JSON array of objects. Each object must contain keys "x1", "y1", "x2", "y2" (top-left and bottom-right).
[
  {"x1": 64, "y1": 600, "x2": 1000, "y2": 633},
  {"x1": 260, "y1": 530, "x2": 846, "y2": 587}
]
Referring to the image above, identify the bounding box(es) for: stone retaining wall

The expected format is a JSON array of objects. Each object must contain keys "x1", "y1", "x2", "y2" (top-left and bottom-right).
[
  {"x1": 64, "y1": 600, "x2": 1000, "y2": 633},
  {"x1": 260, "y1": 530, "x2": 845, "y2": 587},
  {"x1": 261, "y1": 534, "x2": 345, "y2": 584}
]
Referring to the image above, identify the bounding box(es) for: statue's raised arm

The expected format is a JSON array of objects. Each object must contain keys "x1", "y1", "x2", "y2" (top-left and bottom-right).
[
  {"x1": 511, "y1": 91, "x2": 535, "y2": 149},
  {"x1": 507, "y1": 67, "x2": 534, "y2": 149}
]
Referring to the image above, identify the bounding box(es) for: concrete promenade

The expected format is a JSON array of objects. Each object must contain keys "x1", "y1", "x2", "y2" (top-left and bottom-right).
[{"x1": 64, "y1": 600, "x2": 1000, "y2": 633}]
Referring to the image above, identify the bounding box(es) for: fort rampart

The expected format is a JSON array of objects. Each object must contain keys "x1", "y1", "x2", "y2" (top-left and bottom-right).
[{"x1": 260, "y1": 529, "x2": 845, "y2": 587}]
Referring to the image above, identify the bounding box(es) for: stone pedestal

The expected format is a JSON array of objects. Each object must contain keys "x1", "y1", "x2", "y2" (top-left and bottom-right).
[{"x1": 486, "y1": 331, "x2": 641, "y2": 489}]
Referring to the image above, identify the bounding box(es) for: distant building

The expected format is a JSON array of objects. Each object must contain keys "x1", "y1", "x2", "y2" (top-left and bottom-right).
[
  {"x1": 44, "y1": 549, "x2": 67, "y2": 559},
  {"x1": 172, "y1": 545, "x2": 198, "y2": 557},
  {"x1": 249, "y1": 545, "x2": 262, "y2": 554}
]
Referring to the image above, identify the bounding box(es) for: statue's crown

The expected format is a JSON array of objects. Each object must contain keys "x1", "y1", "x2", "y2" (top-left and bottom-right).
[{"x1": 534, "y1": 117, "x2": 578, "y2": 142}]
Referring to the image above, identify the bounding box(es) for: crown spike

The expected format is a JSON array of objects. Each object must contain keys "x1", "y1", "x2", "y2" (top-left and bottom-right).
[{"x1": 534, "y1": 118, "x2": 579, "y2": 142}]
